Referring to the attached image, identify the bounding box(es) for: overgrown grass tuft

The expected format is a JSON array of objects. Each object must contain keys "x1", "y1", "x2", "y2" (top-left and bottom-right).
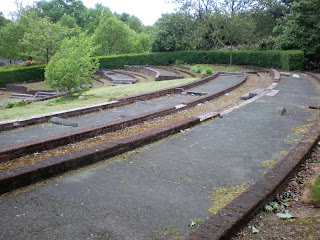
[{"x1": 310, "y1": 174, "x2": 320, "y2": 204}]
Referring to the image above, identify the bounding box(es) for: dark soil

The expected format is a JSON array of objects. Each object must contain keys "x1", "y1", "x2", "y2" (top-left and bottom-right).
[{"x1": 234, "y1": 144, "x2": 320, "y2": 240}]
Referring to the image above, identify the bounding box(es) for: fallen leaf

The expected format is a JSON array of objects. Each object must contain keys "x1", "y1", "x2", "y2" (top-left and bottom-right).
[{"x1": 276, "y1": 211, "x2": 294, "y2": 219}]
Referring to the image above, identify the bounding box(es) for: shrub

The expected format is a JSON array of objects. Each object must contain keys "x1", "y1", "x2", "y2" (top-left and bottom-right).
[
  {"x1": 45, "y1": 35, "x2": 99, "y2": 95},
  {"x1": 5, "y1": 101, "x2": 14, "y2": 109},
  {"x1": 205, "y1": 67, "x2": 214, "y2": 75},
  {"x1": 0, "y1": 65, "x2": 45, "y2": 87},
  {"x1": 190, "y1": 64, "x2": 204, "y2": 73},
  {"x1": 310, "y1": 175, "x2": 320, "y2": 204},
  {"x1": 5, "y1": 99, "x2": 27, "y2": 109},
  {"x1": 95, "y1": 50, "x2": 304, "y2": 71}
]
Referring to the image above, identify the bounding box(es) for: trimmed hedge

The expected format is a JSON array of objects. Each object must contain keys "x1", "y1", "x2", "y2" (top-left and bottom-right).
[
  {"x1": 0, "y1": 65, "x2": 45, "y2": 87},
  {"x1": 96, "y1": 50, "x2": 304, "y2": 71},
  {"x1": 0, "y1": 50, "x2": 304, "y2": 87}
]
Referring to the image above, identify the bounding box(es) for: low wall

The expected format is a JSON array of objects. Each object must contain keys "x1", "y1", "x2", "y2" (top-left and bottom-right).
[
  {"x1": 124, "y1": 65, "x2": 160, "y2": 79},
  {"x1": 6, "y1": 83, "x2": 55, "y2": 95},
  {"x1": 147, "y1": 66, "x2": 184, "y2": 81},
  {"x1": 0, "y1": 59, "x2": 23, "y2": 65}
]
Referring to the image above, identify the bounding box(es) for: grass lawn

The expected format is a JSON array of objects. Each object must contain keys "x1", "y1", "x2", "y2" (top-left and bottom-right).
[
  {"x1": 188, "y1": 64, "x2": 245, "y2": 73},
  {"x1": 0, "y1": 78, "x2": 199, "y2": 122}
]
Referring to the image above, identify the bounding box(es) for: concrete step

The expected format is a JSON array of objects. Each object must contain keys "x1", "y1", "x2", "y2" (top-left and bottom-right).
[{"x1": 9, "y1": 93, "x2": 34, "y2": 99}]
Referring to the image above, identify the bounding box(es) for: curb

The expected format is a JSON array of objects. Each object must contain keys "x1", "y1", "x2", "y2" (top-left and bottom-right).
[
  {"x1": 305, "y1": 72, "x2": 320, "y2": 83},
  {"x1": 185, "y1": 118, "x2": 320, "y2": 240}
]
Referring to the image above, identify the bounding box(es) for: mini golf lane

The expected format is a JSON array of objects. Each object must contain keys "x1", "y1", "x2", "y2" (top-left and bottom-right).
[{"x1": 0, "y1": 75, "x2": 319, "y2": 240}]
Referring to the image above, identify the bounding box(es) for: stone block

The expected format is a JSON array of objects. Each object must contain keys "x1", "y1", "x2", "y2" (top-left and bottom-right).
[{"x1": 49, "y1": 117, "x2": 79, "y2": 127}]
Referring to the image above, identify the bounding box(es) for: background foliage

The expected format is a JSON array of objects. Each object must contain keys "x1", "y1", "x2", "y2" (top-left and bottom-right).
[{"x1": 0, "y1": 0, "x2": 318, "y2": 75}]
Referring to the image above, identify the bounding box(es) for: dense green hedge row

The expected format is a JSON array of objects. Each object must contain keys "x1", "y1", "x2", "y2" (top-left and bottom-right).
[
  {"x1": 0, "y1": 65, "x2": 45, "y2": 87},
  {"x1": 96, "y1": 50, "x2": 304, "y2": 71},
  {"x1": 0, "y1": 50, "x2": 303, "y2": 87}
]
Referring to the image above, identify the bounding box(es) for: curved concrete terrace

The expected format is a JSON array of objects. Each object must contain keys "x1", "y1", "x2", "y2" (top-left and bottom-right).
[
  {"x1": 0, "y1": 72, "x2": 247, "y2": 162},
  {"x1": 124, "y1": 65, "x2": 184, "y2": 81},
  {"x1": 0, "y1": 72, "x2": 319, "y2": 240}
]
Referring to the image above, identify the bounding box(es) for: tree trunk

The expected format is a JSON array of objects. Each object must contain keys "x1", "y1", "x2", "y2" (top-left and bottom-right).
[
  {"x1": 46, "y1": 48, "x2": 49, "y2": 64},
  {"x1": 229, "y1": 44, "x2": 233, "y2": 67}
]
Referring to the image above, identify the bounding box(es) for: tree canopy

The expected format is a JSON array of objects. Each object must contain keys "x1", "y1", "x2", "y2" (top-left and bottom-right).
[{"x1": 0, "y1": 0, "x2": 318, "y2": 68}]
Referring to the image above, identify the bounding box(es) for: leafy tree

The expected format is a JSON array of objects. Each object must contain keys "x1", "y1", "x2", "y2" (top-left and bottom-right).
[
  {"x1": 135, "y1": 33, "x2": 151, "y2": 53},
  {"x1": 116, "y1": 13, "x2": 144, "y2": 33},
  {"x1": 36, "y1": 0, "x2": 87, "y2": 27},
  {"x1": 249, "y1": 0, "x2": 288, "y2": 41},
  {"x1": 151, "y1": 13, "x2": 194, "y2": 52},
  {"x1": 0, "y1": 21, "x2": 25, "y2": 60},
  {"x1": 45, "y1": 34, "x2": 99, "y2": 95},
  {"x1": 83, "y1": 4, "x2": 112, "y2": 35},
  {"x1": 210, "y1": 0, "x2": 256, "y2": 66},
  {"x1": 20, "y1": 14, "x2": 68, "y2": 63},
  {"x1": 58, "y1": 15, "x2": 77, "y2": 28},
  {"x1": 0, "y1": 12, "x2": 10, "y2": 28},
  {"x1": 170, "y1": 0, "x2": 216, "y2": 19},
  {"x1": 274, "y1": 0, "x2": 320, "y2": 68},
  {"x1": 92, "y1": 15, "x2": 137, "y2": 55}
]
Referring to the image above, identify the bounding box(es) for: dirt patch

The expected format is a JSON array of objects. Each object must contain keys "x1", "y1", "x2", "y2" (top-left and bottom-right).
[
  {"x1": 208, "y1": 184, "x2": 249, "y2": 215},
  {"x1": 0, "y1": 90, "x2": 11, "y2": 100},
  {"x1": 233, "y1": 145, "x2": 320, "y2": 240}
]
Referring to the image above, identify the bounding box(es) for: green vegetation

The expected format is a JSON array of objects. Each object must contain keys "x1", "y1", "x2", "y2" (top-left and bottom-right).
[
  {"x1": 208, "y1": 184, "x2": 248, "y2": 215},
  {"x1": 96, "y1": 50, "x2": 303, "y2": 71},
  {"x1": 5, "y1": 99, "x2": 27, "y2": 109},
  {"x1": 310, "y1": 174, "x2": 320, "y2": 204},
  {"x1": 0, "y1": 0, "x2": 317, "y2": 71},
  {"x1": 190, "y1": 65, "x2": 214, "y2": 76},
  {"x1": 45, "y1": 34, "x2": 99, "y2": 95},
  {"x1": 0, "y1": 65, "x2": 45, "y2": 87},
  {"x1": 0, "y1": 49, "x2": 303, "y2": 87},
  {"x1": 0, "y1": 78, "x2": 198, "y2": 122},
  {"x1": 274, "y1": 0, "x2": 320, "y2": 69}
]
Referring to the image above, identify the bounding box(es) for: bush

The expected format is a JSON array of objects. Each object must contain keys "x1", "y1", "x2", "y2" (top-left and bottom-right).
[
  {"x1": 190, "y1": 64, "x2": 204, "y2": 73},
  {"x1": 310, "y1": 175, "x2": 320, "y2": 204},
  {"x1": 95, "y1": 50, "x2": 304, "y2": 71},
  {"x1": 5, "y1": 99, "x2": 27, "y2": 109},
  {"x1": 45, "y1": 35, "x2": 99, "y2": 95},
  {"x1": 205, "y1": 67, "x2": 214, "y2": 75},
  {"x1": 0, "y1": 65, "x2": 45, "y2": 87}
]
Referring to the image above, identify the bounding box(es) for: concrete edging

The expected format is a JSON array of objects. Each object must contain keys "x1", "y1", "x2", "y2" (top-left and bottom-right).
[
  {"x1": 270, "y1": 69, "x2": 280, "y2": 82},
  {"x1": 185, "y1": 118, "x2": 320, "y2": 240}
]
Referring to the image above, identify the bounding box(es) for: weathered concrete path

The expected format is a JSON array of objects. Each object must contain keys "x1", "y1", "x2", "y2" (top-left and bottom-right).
[{"x1": 0, "y1": 74, "x2": 319, "y2": 240}]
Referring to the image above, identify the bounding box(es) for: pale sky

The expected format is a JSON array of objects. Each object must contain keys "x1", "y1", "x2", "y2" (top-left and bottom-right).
[{"x1": 1, "y1": 0, "x2": 177, "y2": 25}]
